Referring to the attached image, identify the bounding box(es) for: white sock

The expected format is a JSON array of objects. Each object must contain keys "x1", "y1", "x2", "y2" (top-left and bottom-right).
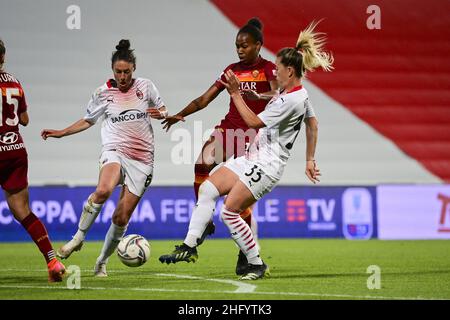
[
  {"x1": 96, "y1": 223, "x2": 128, "y2": 264},
  {"x1": 250, "y1": 215, "x2": 260, "y2": 252},
  {"x1": 184, "y1": 180, "x2": 220, "y2": 247},
  {"x1": 221, "y1": 207, "x2": 262, "y2": 265},
  {"x1": 74, "y1": 195, "x2": 103, "y2": 241}
]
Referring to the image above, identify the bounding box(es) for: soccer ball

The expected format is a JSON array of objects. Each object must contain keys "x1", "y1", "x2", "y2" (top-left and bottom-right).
[{"x1": 117, "y1": 234, "x2": 151, "y2": 267}]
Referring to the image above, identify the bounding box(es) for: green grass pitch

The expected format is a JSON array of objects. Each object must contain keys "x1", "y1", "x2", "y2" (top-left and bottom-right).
[{"x1": 0, "y1": 239, "x2": 449, "y2": 300}]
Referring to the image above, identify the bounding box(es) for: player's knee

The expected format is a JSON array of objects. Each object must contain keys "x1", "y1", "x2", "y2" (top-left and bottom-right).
[
  {"x1": 94, "y1": 187, "x2": 112, "y2": 202},
  {"x1": 198, "y1": 180, "x2": 220, "y2": 203}
]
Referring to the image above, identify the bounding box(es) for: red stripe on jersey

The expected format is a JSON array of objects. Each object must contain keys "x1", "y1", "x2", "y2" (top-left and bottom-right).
[
  {"x1": 234, "y1": 69, "x2": 268, "y2": 82},
  {"x1": 287, "y1": 85, "x2": 303, "y2": 93}
]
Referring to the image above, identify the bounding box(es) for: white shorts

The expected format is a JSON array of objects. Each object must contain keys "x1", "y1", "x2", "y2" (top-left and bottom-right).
[
  {"x1": 99, "y1": 150, "x2": 153, "y2": 197},
  {"x1": 224, "y1": 156, "x2": 278, "y2": 200}
]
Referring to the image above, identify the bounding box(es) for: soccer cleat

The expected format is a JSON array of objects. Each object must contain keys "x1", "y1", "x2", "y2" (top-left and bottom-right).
[
  {"x1": 235, "y1": 250, "x2": 248, "y2": 276},
  {"x1": 196, "y1": 220, "x2": 216, "y2": 246},
  {"x1": 57, "y1": 238, "x2": 83, "y2": 259},
  {"x1": 159, "y1": 243, "x2": 198, "y2": 264},
  {"x1": 47, "y1": 259, "x2": 66, "y2": 283},
  {"x1": 239, "y1": 261, "x2": 270, "y2": 281},
  {"x1": 94, "y1": 262, "x2": 107, "y2": 277}
]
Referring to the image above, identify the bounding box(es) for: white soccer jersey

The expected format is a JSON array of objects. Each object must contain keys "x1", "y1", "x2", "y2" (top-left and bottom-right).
[
  {"x1": 246, "y1": 86, "x2": 311, "y2": 180},
  {"x1": 84, "y1": 78, "x2": 165, "y2": 166}
]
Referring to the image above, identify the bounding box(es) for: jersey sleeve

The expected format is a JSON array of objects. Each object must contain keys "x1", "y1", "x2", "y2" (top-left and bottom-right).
[
  {"x1": 304, "y1": 98, "x2": 316, "y2": 119},
  {"x1": 213, "y1": 64, "x2": 232, "y2": 91},
  {"x1": 18, "y1": 86, "x2": 28, "y2": 114},
  {"x1": 257, "y1": 97, "x2": 296, "y2": 129},
  {"x1": 264, "y1": 61, "x2": 277, "y2": 82},
  {"x1": 83, "y1": 87, "x2": 108, "y2": 124},
  {"x1": 147, "y1": 80, "x2": 165, "y2": 109}
]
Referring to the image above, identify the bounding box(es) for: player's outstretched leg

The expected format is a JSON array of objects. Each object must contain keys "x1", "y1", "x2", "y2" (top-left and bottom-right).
[
  {"x1": 57, "y1": 195, "x2": 103, "y2": 259},
  {"x1": 194, "y1": 163, "x2": 216, "y2": 246},
  {"x1": 160, "y1": 180, "x2": 219, "y2": 264}
]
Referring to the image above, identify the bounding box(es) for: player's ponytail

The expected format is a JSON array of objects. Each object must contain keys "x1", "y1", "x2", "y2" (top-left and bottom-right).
[
  {"x1": 296, "y1": 21, "x2": 334, "y2": 75},
  {"x1": 238, "y1": 17, "x2": 264, "y2": 44},
  {"x1": 277, "y1": 21, "x2": 333, "y2": 78},
  {"x1": 111, "y1": 39, "x2": 136, "y2": 70}
]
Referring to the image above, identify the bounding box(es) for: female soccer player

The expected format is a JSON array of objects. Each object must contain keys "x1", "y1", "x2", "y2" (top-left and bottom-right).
[
  {"x1": 0, "y1": 39, "x2": 66, "y2": 282},
  {"x1": 41, "y1": 39, "x2": 169, "y2": 277},
  {"x1": 162, "y1": 18, "x2": 278, "y2": 275},
  {"x1": 160, "y1": 21, "x2": 333, "y2": 280}
]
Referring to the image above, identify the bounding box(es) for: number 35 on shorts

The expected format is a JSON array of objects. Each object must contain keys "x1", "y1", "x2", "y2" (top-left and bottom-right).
[
  {"x1": 244, "y1": 164, "x2": 263, "y2": 186},
  {"x1": 241, "y1": 163, "x2": 276, "y2": 200}
]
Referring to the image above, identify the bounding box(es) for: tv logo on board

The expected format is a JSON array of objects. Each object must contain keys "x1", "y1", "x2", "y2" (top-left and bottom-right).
[
  {"x1": 286, "y1": 200, "x2": 306, "y2": 222},
  {"x1": 342, "y1": 188, "x2": 373, "y2": 240},
  {"x1": 437, "y1": 193, "x2": 450, "y2": 233},
  {"x1": 286, "y1": 198, "x2": 336, "y2": 231},
  {"x1": 308, "y1": 199, "x2": 336, "y2": 231}
]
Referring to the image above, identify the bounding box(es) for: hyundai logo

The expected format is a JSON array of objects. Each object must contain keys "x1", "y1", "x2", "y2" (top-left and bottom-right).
[{"x1": 1, "y1": 132, "x2": 19, "y2": 145}]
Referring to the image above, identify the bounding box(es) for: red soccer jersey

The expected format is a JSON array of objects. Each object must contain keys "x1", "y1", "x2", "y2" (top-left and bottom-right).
[
  {"x1": 0, "y1": 72, "x2": 28, "y2": 160},
  {"x1": 214, "y1": 56, "x2": 276, "y2": 129}
]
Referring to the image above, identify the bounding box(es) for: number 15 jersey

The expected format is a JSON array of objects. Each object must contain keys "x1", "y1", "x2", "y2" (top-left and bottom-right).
[{"x1": 0, "y1": 72, "x2": 27, "y2": 160}]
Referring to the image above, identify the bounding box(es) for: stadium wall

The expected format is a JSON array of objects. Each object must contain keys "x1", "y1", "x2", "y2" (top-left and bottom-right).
[{"x1": 1, "y1": 185, "x2": 449, "y2": 241}]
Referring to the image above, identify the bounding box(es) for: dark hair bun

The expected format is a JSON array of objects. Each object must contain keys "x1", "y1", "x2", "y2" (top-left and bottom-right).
[
  {"x1": 247, "y1": 17, "x2": 263, "y2": 31},
  {"x1": 116, "y1": 39, "x2": 131, "y2": 51}
]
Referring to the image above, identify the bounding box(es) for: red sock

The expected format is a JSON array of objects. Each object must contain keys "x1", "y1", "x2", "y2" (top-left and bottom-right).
[
  {"x1": 20, "y1": 213, "x2": 55, "y2": 263},
  {"x1": 194, "y1": 164, "x2": 210, "y2": 200}
]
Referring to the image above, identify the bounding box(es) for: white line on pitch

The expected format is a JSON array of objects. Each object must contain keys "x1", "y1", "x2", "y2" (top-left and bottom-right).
[
  {"x1": 155, "y1": 273, "x2": 256, "y2": 293},
  {"x1": 0, "y1": 269, "x2": 446, "y2": 300},
  {"x1": 0, "y1": 284, "x2": 445, "y2": 300},
  {"x1": 0, "y1": 269, "x2": 255, "y2": 293}
]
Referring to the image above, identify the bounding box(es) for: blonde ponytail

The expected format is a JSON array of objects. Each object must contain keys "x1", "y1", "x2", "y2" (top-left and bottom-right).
[{"x1": 296, "y1": 20, "x2": 334, "y2": 75}]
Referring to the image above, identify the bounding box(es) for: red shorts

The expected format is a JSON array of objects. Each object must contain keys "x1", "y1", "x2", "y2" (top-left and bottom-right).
[
  {"x1": 0, "y1": 155, "x2": 28, "y2": 191},
  {"x1": 211, "y1": 123, "x2": 258, "y2": 159}
]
